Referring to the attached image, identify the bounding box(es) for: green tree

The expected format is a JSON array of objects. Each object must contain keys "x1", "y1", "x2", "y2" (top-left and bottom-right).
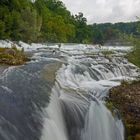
[
  {"x1": 1, "y1": 0, "x2": 140, "y2": 44},
  {"x1": 0, "y1": 20, "x2": 5, "y2": 38},
  {"x1": 19, "y1": 7, "x2": 39, "y2": 42}
]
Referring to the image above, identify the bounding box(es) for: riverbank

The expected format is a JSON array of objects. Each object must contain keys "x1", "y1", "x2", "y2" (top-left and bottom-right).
[
  {"x1": 108, "y1": 39, "x2": 140, "y2": 140},
  {"x1": 0, "y1": 46, "x2": 29, "y2": 65},
  {"x1": 127, "y1": 47, "x2": 140, "y2": 68},
  {"x1": 126, "y1": 37, "x2": 140, "y2": 68},
  {"x1": 108, "y1": 81, "x2": 140, "y2": 140}
]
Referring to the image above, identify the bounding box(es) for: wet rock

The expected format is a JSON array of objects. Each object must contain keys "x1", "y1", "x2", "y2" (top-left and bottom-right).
[{"x1": 108, "y1": 81, "x2": 140, "y2": 140}]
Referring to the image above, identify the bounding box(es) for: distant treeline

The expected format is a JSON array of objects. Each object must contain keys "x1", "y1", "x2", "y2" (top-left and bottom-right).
[
  {"x1": 91, "y1": 22, "x2": 140, "y2": 44},
  {"x1": 0, "y1": 0, "x2": 140, "y2": 44}
]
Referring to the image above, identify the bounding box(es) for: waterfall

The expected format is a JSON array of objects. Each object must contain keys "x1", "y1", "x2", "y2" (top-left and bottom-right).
[
  {"x1": 0, "y1": 42, "x2": 138, "y2": 140},
  {"x1": 81, "y1": 101, "x2": 123, "y2": 140},
  {"x1": 41, "y1": 84, "x2": 68, "y2": 140},
  {"x1": 40, "y1": 44, "x2": 139, "y2": 140}
]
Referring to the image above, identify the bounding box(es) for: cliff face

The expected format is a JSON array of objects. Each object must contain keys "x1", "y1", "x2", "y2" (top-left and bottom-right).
[{"x1": 109, "y1": 81, "x2": 140, "y2": 140}]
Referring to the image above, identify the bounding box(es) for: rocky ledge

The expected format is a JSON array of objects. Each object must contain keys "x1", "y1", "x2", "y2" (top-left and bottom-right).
[{"x1": 108, "y1": 81, "x2": 140, "y2": 140}]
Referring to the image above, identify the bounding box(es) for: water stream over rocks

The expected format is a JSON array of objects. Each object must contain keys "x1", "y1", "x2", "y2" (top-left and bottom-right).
[{"x1": 0, "y1": 42, "x2": 139, "y2": 140}]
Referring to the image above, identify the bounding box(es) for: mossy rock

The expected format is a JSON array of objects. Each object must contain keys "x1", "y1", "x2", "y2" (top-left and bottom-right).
[
  {"x1": 108, "y1": 81, "x2": 140, "y2": 140},
  {"x1": 0, "y1": 47, "x2": 29, "y2": 65}
]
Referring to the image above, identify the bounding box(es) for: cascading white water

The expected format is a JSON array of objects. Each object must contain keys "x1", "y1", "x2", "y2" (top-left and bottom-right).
[
  {"x1": 40, "y1": 45, "x2": 139, "y2": 140},
  {"x1": 81, "y1": 101, "x2": 123, "y2": 140},
  {"x1": 41, "y1": 84, "x2": 68, "y2": 140}
]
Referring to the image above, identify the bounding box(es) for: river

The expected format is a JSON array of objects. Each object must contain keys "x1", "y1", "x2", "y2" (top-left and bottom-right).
[{"x1": 0, "y1": 42, "x2": 139, "y2": 140}]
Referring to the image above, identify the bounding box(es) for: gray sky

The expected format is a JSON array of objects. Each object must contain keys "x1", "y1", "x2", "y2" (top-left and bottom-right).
[{"x1": 61, "y1": 0, "x2": 140, "y2": 24}]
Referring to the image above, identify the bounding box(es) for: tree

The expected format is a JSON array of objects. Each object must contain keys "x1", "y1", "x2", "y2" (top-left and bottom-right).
[
  {"x1": 0, "y1": 20, "x2": 5, "y2": 39},
  {"x1": 19, "y1": 7, "x2": 39, "y2": 42},
  {"x1": 0, "y1": 0, "x2": 140, "y2": 43},
  {"x1": 75, "y1": 12, "x2": 87, "y2": 25}
]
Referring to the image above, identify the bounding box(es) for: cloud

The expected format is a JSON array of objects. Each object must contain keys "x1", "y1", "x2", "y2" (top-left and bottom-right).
[{"x1": 61, "y1": 0, "x2": 140, "y2": 23}]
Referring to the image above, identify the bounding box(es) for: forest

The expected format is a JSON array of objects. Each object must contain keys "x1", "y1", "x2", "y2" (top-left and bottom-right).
[{"x1": 0, "y1": 0, "x2": 140, "y2": 44}]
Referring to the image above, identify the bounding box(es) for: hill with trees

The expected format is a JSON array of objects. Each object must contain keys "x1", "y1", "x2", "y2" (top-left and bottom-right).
[{"x1": 0, "y1": 0, "x2": 140, "y2": 44}]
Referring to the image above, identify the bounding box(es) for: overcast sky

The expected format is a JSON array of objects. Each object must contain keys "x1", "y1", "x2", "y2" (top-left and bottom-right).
[{"x1": 61, "y1": 0, "x2": 140, "y2": 24}]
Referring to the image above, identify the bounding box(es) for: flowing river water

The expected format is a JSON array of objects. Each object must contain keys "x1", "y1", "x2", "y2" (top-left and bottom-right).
[{"x1": 0, "y1": 43, "x2": 139, "y2": 140}]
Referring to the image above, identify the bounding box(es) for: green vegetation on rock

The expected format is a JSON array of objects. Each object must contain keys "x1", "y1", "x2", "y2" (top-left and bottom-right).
[
  {"x1": 0, "y1": 45, "x2": 29, "y2": 65},
  {"x1": 125, "y1": 20, "x2": 140, "y2": 68},
  {"x1": 108, "y1": 81, "x2": 140, "y2": 140},
  {"x1": 127, "y1": 37, "x2": 140, "y2": 68}
]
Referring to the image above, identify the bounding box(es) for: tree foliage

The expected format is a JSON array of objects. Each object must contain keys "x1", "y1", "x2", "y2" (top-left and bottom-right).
[{"x1": 0, "y1": 0, "x2": 140, "y2": 44}]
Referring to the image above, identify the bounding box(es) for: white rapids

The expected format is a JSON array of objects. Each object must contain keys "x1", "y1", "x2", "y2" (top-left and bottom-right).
[
  {"x1": 40, "y1": 44, "x2": 139, "y2": 140},
  {"x1": 0, "y1": 40, "x2": 138, "y2": 140}
]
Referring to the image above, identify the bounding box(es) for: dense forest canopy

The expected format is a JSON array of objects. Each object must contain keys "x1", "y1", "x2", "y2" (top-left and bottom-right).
[{"x1": 0, "y1": 0, "x2": 140, "y2": 44}]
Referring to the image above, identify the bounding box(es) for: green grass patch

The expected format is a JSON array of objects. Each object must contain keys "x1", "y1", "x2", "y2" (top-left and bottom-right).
[
  {"x1": 127, "y1": 48, "x2": 140, "y2": 68},
  {"x1": 106, "y1": 101, "x2": 114, "y2": 111},
  {"x1": 126, "y1": 37, "x2": 140, "y2": 68},
  {"x1": 0, "y1": 45, "x2": 29, "y2": 65}
]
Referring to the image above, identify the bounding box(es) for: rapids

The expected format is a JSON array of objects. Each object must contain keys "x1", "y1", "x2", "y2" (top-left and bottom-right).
[
  {"x1": 0, "y1": 42, "x2": 139, "y2": 140},
  {"x1": 40, "y1": 44, "x2": 138, "y2": 140}
]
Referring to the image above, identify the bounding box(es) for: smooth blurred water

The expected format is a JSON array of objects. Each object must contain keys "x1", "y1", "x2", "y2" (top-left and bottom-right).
[
  {"x1": 40, "y1": 44, "x2": 139, "y2": 140},
  {"x1": 0, "y1": 49, "x2": 61, "y2": 140},
  {"x1": 0, "y1": 43, "x2": 139, "y2": 140}
]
